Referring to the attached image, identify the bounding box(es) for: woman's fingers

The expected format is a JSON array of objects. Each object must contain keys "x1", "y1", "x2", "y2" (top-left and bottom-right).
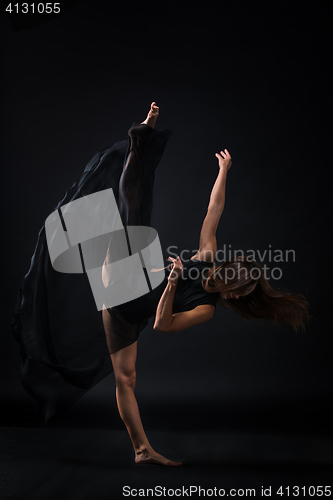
[
  {"x1": 168, "y1": 256, "x2": 182, "y2": 269},
  {"x1": 216, "y1": 149, "x2": 231, "y2": 159}
]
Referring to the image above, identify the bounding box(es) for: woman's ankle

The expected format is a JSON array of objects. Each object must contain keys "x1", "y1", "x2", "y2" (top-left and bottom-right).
[{"x1": 135, "y1": 443, "x2": 152, "y2": 456}]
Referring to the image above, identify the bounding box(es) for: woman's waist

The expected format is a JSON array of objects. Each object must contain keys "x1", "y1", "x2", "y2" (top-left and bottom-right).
[{"x1": 111, "y1": 305, "x2": 153, "y2": 324}]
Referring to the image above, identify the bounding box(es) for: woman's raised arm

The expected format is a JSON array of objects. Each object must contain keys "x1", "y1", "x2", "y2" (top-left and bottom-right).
[{"x1": 192, "y1": 149, "x2": 232, "y2": 263}]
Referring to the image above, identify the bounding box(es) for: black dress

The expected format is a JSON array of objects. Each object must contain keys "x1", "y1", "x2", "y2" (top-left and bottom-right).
[
  {"x1": 11, "y1": 122, "x2": 219, "y2": 424},
  {"x1": 109, "y1": 259, "x2": 219, "y2": 329}
]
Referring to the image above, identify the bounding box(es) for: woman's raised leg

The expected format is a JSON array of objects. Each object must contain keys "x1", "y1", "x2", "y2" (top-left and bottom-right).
[
  {"x1": 102, "y1": 102, "x2": 159, "y2": 282},
  {"x1": 118, "y1": 101, "x2": 159, "y2": 227}
]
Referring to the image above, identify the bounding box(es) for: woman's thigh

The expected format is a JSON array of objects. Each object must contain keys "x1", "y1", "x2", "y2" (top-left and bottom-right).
[{"x1": 102, "y1": 308, "x2": 138, "y2": 376}]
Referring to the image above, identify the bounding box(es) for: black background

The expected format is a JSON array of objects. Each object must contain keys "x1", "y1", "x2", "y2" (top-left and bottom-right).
[{"x1": 1, "y1": 1, "x2": 332, "y2": 498}]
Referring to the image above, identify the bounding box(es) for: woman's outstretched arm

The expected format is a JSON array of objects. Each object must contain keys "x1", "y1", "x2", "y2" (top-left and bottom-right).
[{"x1": 192, "y1": 149, "x2": 232, "y2": 263}]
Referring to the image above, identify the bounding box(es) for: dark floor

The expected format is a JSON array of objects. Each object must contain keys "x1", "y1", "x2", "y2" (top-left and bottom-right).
[
  {"x1": 2, "y1": 425, "x2": 332, "y2": 500},
  {"x1": 1, "y1": 378, "x2": 332, "y2": 500}
]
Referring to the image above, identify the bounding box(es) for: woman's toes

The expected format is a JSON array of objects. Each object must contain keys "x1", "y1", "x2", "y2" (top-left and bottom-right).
[
  {"x1": 167, "y1": 460, "x2": 182, "y2": 466},
  {"x1": 150, "y1": 102, "x2": 159, "y2": 116},
  {"x1": 135, "y1": 448, "x2": 181, "y2": 466}
]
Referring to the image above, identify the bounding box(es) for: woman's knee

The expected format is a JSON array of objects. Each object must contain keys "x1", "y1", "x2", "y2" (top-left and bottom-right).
[{"x1": 115, "y1": 370, "x2": 137, "y2": 391}]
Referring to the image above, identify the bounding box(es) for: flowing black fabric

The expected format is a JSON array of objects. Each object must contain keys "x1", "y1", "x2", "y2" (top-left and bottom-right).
[{"x1": 11, "y1": 122, "x2": 173, "y2": 424}]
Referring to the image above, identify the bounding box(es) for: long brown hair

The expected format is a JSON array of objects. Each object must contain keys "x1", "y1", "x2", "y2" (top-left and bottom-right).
[{"x1": 202, "y1": 256, "x2": 310, "y2": 333}]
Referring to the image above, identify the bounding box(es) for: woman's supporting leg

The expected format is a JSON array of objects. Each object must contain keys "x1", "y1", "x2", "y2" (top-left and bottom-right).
[
  {"x1": 102, "y1": 308, "x2": 182, "y2": 465},
  {"x1": 111, "y1": 341, "x2": 148, "y2": 450}
]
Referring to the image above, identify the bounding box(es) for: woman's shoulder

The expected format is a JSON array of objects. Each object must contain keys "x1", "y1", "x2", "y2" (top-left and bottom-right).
[
  {"x1": 183, "y1": 255, "x2": 216, "y2": 267},
  {"x1": 180, "y1": 256, "x2": 217, "y2": 288}
]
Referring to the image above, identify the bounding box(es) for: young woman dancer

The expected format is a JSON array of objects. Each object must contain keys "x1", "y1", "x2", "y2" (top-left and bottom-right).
[
  {"x1": 101, "y1": 102, "x2": 310, "y2": 466},
  {"x1": 11, "y1": 101, "x2": 309, "y2": 466}
]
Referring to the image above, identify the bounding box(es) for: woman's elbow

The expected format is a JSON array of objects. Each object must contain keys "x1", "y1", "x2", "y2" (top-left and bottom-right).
[
  {"x1": 153, "y1": 322, "x2": 164, "y2": 332},
  {"x1": 153, "y1": 322, "x2": 170, "y2": 332}
]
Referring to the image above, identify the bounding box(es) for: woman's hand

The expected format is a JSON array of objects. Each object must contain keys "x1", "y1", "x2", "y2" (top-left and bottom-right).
[
  {"x1": 168, "y1": 256, "x2": 183, "y2": 284},
  {"x1": 215, "y1": 149, "x2": 232, "y2": 172}
]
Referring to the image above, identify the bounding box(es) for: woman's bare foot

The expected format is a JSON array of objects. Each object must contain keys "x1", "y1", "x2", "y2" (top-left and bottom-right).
[
  {"x1": 135, "y1": 446, "x2": 182, "y2": 466},
  {"x1": 141, "y1": 102, "x2": 159, "y2": 129}
]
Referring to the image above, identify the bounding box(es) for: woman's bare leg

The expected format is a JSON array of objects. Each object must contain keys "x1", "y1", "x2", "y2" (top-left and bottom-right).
[
  {"x1": 104, "y1": 315, "x2": 181, "y2": 465},
  {"x1": 110, "y1": 342, "x2": 150, "y2": 454}
]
